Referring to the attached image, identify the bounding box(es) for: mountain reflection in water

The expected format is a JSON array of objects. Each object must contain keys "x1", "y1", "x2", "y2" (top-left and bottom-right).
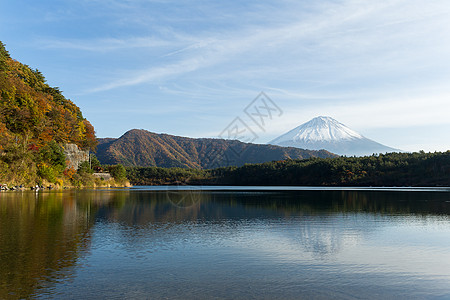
[{"x1": 1, "y1": 188, "x2": 449, "y2": 299}]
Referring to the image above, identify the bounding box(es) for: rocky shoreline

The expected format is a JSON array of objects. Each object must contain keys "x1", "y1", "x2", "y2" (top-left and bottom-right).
[
  {"x1": 1, "y1": 184, "x2": 64, "y2": 191},
  {"x1": 0, "y1": 182, "x2": 131, "y2": 191}
]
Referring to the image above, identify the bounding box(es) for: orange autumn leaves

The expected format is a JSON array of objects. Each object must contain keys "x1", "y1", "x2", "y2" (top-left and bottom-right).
[{"x1": 0, "y1": 41, "x2": 97, "y2": 151}]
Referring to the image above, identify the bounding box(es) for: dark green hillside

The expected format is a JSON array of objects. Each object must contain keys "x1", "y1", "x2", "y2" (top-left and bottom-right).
[
  {"x1": 126, "y1": 151, "x2": 450, "y2": 187},
  {"x1": 209, "y1": 151, "x2": 450, "y2": 186}
]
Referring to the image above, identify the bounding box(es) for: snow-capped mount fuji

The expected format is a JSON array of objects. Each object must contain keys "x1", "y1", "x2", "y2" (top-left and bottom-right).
[{"x1": 269, "y1": 116, "x2": 400, "y2": 156}]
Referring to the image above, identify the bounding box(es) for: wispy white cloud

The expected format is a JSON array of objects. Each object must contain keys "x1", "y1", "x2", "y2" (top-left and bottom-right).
[
  {"x1": 160, "y1": 39, "x2": 215, "y2": 58},
  {"x1": 7, "y1": 0, "x2": 450, "y2": 149},
  {"x1": 83, "y1": 0, "x2": 450, "y2": 95},
  {"x1": 37, "y1": 36, "x2": 181, "y2": 52},
  {"x1": 88, "y1": 57, "x2": 209, "y2": 92}
]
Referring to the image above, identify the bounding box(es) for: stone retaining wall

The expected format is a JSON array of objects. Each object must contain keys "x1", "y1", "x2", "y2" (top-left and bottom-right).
[{"x1": 93, "y1": 173, "x2": 112, "y2": 180}]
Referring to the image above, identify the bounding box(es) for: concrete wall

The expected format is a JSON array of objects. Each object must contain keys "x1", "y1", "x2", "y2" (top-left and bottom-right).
[
  {"x1": 93, "y1": 173, "x2": 112, "y2": 180},
  {"x1": 63, "y1": 143, "x2": 89, "y2": 170}
]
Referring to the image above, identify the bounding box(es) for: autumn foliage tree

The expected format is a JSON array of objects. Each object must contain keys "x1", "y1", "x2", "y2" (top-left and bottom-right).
[
  {"x1": 0, "y1": 42, "x2": 97, "y2": 151},
  {"x1": 0, "y1": 41, "x2": 98, "y2": 185}
]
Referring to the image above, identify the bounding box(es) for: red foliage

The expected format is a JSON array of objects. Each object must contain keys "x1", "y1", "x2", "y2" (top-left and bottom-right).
[
  {"x1": 63, "y1": 167, "x2": 76, "y2": 179},
  {"x1": 28, "y1": 144, "x2": 39, "y2": 152},
  {"x1": 0, "y1": 45, "x2": 98, "y2": 151}
]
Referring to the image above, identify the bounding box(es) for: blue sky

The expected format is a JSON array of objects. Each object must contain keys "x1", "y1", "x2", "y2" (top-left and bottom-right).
[{"x1": 1, "y1": 0, "x2": 450, "y2": 152}]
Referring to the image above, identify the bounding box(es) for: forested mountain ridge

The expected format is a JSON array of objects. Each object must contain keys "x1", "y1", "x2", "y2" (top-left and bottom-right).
[
  {"x1": 96, "y1": 129, "x2": 337, "y2": 168},
  {"x1": 0, "y1": 41, "x2": 98, "y2": 186}
]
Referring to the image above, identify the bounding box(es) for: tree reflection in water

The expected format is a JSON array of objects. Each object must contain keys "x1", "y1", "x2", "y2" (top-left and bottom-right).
[
  {"x1": 0, "y1": 190, "x2": 126, "y2": 299},
  {"x1": 1, "y1": 188, "x2": 449, "y2": 299}
]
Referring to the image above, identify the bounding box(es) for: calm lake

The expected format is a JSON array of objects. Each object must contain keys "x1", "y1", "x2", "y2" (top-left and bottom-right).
[{"x1": 1, "y1": 187, "x2": 450, "y2": 299}]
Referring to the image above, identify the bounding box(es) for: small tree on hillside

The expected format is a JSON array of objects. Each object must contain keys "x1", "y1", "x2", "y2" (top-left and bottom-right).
[{"x1": 109, "y1": 164, "x2": 127, "y2": 182}]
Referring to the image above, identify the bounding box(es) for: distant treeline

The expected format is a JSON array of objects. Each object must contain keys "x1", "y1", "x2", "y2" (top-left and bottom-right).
[
  {"x1": 126, "y1": 167, "x2": 208, "y2": 186},
  {"x1": 126, "y1": 151, "x2": 450, "y2": 187}
]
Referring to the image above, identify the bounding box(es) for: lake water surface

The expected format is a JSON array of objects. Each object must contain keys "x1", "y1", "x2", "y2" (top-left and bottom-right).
[{"x1": 1, "y1": 187, "x2": 450, "y2": 299}]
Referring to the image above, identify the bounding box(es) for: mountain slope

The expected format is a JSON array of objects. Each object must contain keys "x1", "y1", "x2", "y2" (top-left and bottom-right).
[
  {"x1": 96, "y1": 129, "x2": 337, "y2": 168},
  {"x1": 0, "y1": 41, "x2": 96, "y2": 151},
  {"x1": 0, "y1": 41, "x2": 97, "y2": 185},
  {"x1": 269, "y1": 116, "x2": 400, "y2": 156}
]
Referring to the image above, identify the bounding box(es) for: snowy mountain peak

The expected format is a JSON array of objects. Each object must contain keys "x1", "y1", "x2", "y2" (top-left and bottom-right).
[
  {"x1": 272, "y1": 116, "x2": 363, "y2": 144},
  {"x1": 269, "y1": 116, "x2": 400, "y2": 156}
]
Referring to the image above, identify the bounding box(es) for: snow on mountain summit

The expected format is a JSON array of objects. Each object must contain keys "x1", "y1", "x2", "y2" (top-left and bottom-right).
[
  {"x1": 285, "y1": 116, "x2": 363, "y2": 143},
  {"x1": 269, "y1": 116, "x2": 400, "y2": 156}
]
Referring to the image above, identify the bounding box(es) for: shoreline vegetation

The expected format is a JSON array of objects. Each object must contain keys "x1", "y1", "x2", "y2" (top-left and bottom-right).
[
  {"x1": 0, "y1": 41, "x2": 130, "y2": 189},
  {"x1": 0, "y1": 158, "x2": 131, "y2": 191}
]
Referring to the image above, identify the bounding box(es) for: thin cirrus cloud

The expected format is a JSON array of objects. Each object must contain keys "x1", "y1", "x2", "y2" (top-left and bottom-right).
[
  {"x1": 35, "y1": 0, "x2": 450, "y2": 96},
  {"x1": 78, "y1": 0, "x2": 450, "y2": 95},
  {"x1": 83, "y1": 0, "x2": 450, "y2": 153},
  {"x1": 87, "y1": 57, "x2": 208, "y2": 93},
  {"x1": 37, "y1": 37, "x2": 181, "y2": 52},
  {"x1": 4, "y1": 0, "x2": 449, "y2": 150}
]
